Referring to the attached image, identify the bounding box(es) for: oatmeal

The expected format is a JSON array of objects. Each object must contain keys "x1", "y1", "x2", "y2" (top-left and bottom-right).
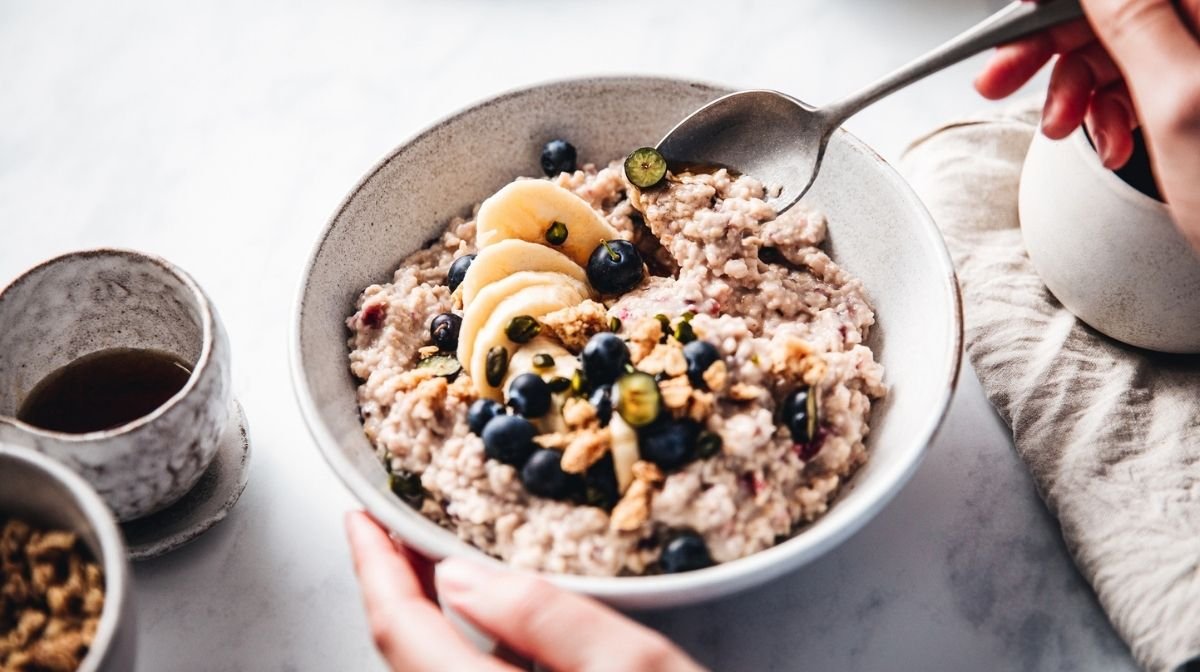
[{"x1": 347, "y1": 142, "x2": 885, "y2": 576}]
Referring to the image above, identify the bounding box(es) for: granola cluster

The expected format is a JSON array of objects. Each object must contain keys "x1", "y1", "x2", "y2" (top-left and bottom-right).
[{"x1": 0, "y1": 519, "x2": 105, "y2": 672}]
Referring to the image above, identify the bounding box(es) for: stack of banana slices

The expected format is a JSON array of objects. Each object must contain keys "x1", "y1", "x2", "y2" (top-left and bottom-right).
[
  {"x1": 456, "y1": 179, "x2": 617, "y2": 398},
  {"x1": 454, "y1": 178, "x2": 642, "y2": 490}
]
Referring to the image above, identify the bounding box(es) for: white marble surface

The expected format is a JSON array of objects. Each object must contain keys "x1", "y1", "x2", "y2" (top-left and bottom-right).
[{"x1": 0, "y1": 0, "x2": 1138, "y2": 669}]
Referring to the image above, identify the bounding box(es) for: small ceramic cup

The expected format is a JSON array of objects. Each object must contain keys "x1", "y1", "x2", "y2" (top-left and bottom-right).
[
  {"x1": 0, "y1": 249, "x2": 233, "y2": 521},
  {"x1": 1019, "y1": 127, "x2": 1200, "y2": 354}
]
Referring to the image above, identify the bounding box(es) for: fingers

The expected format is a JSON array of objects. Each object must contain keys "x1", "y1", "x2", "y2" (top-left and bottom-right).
[
  {"x1": 975, "y1": 41, "x2": 1054, "y2": 99},
  {"x1": 398, "y1": 545, "x2": 438, "y2": 602},
  {"x1": 1087, "y1": 83, "x2": 1137, "y2": 169},
  {"x1": 345, "y1": 512, "x2": 510, "y2": 672},
  {"x1": 1081, "y1": 0, "x2": 1200, "y2": 83},
  {"x1": 974, "y1": 19, "x2": 1095, "y2": 99},
  {"x1": 436, "y1": 559, "x2": 704, "y2": 672},
  {"x1": 1041, "y1": 44, "x2": 1123, "y2": 138}
]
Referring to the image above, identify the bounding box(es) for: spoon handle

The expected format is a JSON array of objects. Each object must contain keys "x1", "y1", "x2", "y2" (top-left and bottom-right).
[{"x1": 823, "y1": 0, "x2": 1084, "y2": 126}]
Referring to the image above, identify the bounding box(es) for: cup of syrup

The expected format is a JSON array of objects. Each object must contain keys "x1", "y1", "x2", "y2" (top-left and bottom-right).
[{"x1": 0, "y1": 249, "x2": 233, "y2": 521}]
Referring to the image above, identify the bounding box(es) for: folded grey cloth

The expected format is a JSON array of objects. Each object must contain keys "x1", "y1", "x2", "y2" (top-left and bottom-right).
[{"x1": 900, "y1": 105, "x2": 1200, "y2": 672}]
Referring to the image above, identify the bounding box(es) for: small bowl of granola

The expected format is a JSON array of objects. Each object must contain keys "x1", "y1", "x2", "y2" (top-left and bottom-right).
[
  {"x1": 292, "y1": 77, "x2": 962, "y2": 607},
  {"x1": 0, "y1": 443, "x2": 136, "y2": 671}
]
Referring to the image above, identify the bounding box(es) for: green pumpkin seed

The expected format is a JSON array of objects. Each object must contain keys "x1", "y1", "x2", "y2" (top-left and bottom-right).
[
  {"x1": 388, "y1": 470, "x2": 425, "y2": 507},
  {"x1": 545, "y1": 221, "x2": 569, "y2": 246},
  {"x1": 654, "y1": 313, "x2": 671, "y2": 342},
  {"x1": 570, "y1": 369, "x2": 588, "y2": 396},
  {"x1": 533, "y1": 353, "x2": 555, "y2": 369},
  {"x1": 673, "y1": 320, "x2": 696, "y2": 344},
  {"x1": 417, "y1": 354, "x2": 461, "y2": 378},
  {"x1": 506, "y1": 315, "x2": 541, "y2": 343},
  {"x1": 609, "y1": 316, "x2": 622, "y2": 333},
  {"x1": 485, "y1": 347, "x2": 509, "y2": 387},
  {"x1": 548, "y1": 376, "x2": 571, "y2": 393}
]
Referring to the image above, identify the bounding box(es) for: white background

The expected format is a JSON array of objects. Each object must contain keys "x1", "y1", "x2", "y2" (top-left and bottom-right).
[{"x1": 0, "y1": 1, "x2": 1136, "y2": 669}]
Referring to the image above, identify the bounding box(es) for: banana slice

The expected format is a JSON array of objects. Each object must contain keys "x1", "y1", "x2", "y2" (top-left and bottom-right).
[
  {"x1": 476, "y1": 179, "x2": 621, "y2": 267},
  {"x1": 457, "y1": 271, "x2": 590, "y2": 372},
  {"x1": 468, "y1": 284, "x2": 585, "y2": 399},
  {"x1": 609, "y1": 414, "x2": 640, "y2": 493},
  {"x1": 505, "y1": 336, "x2": 577, "y2": 434},
  {"x1": 460, "y1": 240, "x2": 590, "y2": 308}
]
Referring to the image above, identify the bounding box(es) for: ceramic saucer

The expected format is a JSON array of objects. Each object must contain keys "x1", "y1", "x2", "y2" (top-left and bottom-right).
[{"x1": 122, "y1": 400, "x2": 251, "y2": 560}]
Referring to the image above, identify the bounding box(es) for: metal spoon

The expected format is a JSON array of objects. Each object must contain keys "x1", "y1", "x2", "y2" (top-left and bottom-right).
[{"x1": 657, "y1": 0, "x2": 1085, "y2": 213}]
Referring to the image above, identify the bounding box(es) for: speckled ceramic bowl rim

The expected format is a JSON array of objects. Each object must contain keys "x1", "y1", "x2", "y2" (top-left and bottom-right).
[
  {"x1": 0, "y1": 247, "x2": 215, "y2": 442},
  {"x1": 0, "y1": 442, "x2": 130, "y2": 672},
  {"x1": 290, "y1": 75, "x2": 963, "y2": 601}
]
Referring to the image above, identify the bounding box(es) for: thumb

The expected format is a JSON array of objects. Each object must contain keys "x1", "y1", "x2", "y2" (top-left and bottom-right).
[{"x1": 435, "y1": 559, "x2": 704, "y2": 672}]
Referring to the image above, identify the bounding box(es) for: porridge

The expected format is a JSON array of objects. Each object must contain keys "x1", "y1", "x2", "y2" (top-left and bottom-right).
[{"x1": 347, "y1": 141, "x2": 885, "y2": 576}]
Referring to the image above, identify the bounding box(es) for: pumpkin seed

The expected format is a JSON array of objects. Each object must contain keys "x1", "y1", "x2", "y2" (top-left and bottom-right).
[
  {"x1": 545, "y1": 221, "x2": 569, "y2": 246},
  {"x1": 486, "y1": 347, "x2": 509, "y2": 387},
  {"x1": 506, "y1": 315, "x2": 541, "y2": 343}
]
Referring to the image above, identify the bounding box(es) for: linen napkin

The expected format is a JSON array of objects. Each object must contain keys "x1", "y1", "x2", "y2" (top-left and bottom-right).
[{"x1": 899, "y1": 105, "x2": 1200, "y2": 672}]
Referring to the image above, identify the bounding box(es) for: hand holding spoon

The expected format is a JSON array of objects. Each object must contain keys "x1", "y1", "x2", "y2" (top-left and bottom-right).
[{"x1": 656, "y1": 0, "x2": 1084, "y2": 212}]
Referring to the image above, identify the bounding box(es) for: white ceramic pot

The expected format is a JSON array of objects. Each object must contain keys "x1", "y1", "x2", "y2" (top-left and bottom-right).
[{"x1": 1019, "y1": 128, "x2": 1200, "y2": 353}]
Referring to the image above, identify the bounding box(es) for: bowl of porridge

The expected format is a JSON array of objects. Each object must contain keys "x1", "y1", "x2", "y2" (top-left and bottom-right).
[{"x1": 291, "y1": 77, "x2": 961, "y2": 607}]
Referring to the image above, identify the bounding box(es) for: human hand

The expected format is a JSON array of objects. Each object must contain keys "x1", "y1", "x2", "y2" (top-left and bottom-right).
[
  {"x1": 974, "y1": 0, "x2": 1200, "y2": 250},
  {"x1": 345, "y1": 511, "x2": 705, "y2": 672}
]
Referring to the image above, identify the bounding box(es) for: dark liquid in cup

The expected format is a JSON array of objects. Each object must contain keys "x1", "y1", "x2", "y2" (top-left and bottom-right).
[{"x1": 17, "y1": 348, "x2": 193, "y2": 434}]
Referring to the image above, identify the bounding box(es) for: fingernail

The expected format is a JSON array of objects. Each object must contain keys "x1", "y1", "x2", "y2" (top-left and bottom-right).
[{"x1": 436, "y1": 558, "x2": 494, "y2": 595}]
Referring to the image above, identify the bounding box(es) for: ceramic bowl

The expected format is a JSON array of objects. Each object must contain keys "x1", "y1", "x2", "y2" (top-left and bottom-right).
[
  {"x1": 1020, "y1": 128, "x2": 1200, "y2": 353},
  {"x1": 291, "y1": 77, "x2": 962, "y2": 608},
  {"x1": 0, "y1": 248, "x2": 235, "y2": 521},
  {"x1": 0, "y1": 442, "x2": 137, "y2": 671}
]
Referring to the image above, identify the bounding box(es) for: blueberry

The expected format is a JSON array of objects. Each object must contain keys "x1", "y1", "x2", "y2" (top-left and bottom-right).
[
  {"x1": 581, "y1": 332, "x2": 629, "y2": 387},
  {"x1": 508, "y1": 373, "x2": 552, "y2": 418},
  {"x1": 683, "y1": 340, "x2": 720, "y2": 388},
  {"x1": 430, "y1": 313, "x2": 462, "y2": 351},
  {"x1": 780, "y1": 387, "x2": 816, "y2": 444},
  {"x1": 660, "y1": 531, "x2": 713, "y2": 573},
  {"x1": 584, "y1": 453, "x2": 619, "y2": 510},
  {"x1": 467, "y1": 398, "x2": 506, "y2": 435},
  {"x1": 589, "y1": 385, "x2": 613, "y2": 427},
  {"x1": 540, "y1": 139, "x2": 577, "y2": 177},
  {"x1": 520, "y1": 449, "x2": 583, "y2": 501},
  {"x1": 586, "y1": 240, "x2": 645, "y2": 295},
  {"x1": 446, "y1": 254, "x2": 475, "y2": 292},
  {"x1": 481, "y1": 415, "x2": 536, "y2": 466},
  {"x1": 637, "y1": 419, "x2": 700, "y2": 471}
]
